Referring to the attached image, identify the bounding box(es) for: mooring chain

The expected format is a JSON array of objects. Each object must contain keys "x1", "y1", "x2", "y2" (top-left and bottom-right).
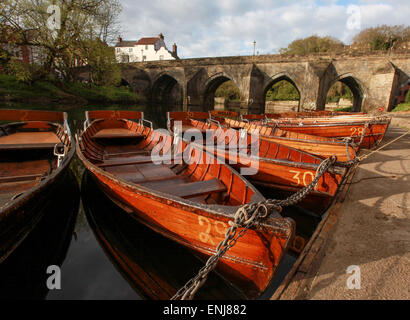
[{"x1": 171, "y1": 156, "x2": 337, "y2": 300}]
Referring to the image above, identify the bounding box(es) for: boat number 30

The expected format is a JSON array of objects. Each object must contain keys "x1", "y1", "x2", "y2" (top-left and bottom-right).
[
  {"x1": 289, "y1": 170, "x2": 315, "y2": 187},
  {"x1": 198, "y1": 216, "x2": 228, "y2": 245}
]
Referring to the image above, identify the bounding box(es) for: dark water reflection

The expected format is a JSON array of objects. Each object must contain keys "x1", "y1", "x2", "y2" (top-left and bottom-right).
[{"x1": 0, "y1": 103, "x2": 320, "y2": 299}]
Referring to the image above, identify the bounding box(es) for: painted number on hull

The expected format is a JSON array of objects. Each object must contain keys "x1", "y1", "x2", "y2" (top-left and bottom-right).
[
  {"x1": 350, "y1": 127, "x2": 364, "y2": 137},
  {"x1": 198, "y1": 216, "x2": 227, "y2": 245},
  {"x1": 289, "y1": 170, "x2": 315, "y2": 186}
]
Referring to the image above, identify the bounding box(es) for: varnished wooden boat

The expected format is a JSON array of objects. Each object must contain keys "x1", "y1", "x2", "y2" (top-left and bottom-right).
[
  {"x1": 0, "y1": 109, "x2": 74, "y2": 263},
  {"x1": 172, "y1": 117, "x2": 349, "y2": 215},
  {"x1": 209, "y1": 114, "x2": 357, "y2": 162},
  {"x1": 264, "y1": 115, "x2": 391, "y2": 149},
  {"x1": 265, "y1": 110, "x2": 367, "y2": 119},
  {"x1": 82, "y1": 171, "x2": 248, "y2": 300},
  {"x1": 76, "y1": 110, "x2": 295, "y2": 299}
]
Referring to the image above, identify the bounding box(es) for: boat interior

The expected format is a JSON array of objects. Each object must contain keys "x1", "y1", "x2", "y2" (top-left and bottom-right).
[
  {"x1": 188, "y1": 119, "x2": 324, "y2": 165},
  {"x1": 0, "y1": 110, "x2": 70, "y2": 207},
  {"x1": 80, "y1": 114, "x2": 262, "y2": 207}
]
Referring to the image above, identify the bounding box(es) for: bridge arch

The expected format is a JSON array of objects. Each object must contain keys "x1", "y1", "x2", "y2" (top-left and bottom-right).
[
  {"x1": 151, "y1": 73, "x2": 183, "y2": 110},
  {"x1": 262, "y1": 73, "x2": 301, "y2": 113},
  {"x1": 121, "y1": 67, "x2": 151, "y2": 100},
  {"x1": 202, "y1": 72, "x2": 241, "y2": 111},
  {"x1": 326, "y1": 74, "x2": 366, "y2": 112}
]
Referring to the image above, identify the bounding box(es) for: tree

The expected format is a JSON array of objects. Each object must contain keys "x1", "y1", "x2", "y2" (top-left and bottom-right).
[
  {"x1": 279, "y1": 35, "x2": 344, "y2": 55},
  {"x1": 0, "y1": 0, "x2": 122, "y2": 79},
  {"x1": 80, "y1": 39, "x2": 121, "y2": 86},
  {"x1": 352, "y1": 25, "x2": 410, "y2": 51}
]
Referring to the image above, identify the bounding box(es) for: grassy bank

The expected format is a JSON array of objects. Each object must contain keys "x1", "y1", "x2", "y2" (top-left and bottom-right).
[
  {"x1": 0, "y1": 74, "x2": 139, "y2": 105},
  {"x1": 391, "y1": 103, "x2": 410, "y2": 112}
]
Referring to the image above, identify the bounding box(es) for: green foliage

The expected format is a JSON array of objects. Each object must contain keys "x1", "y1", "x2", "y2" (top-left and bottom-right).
[
  {"x1": 215, "y1": 80, "x2": 240, "y2": 101},
  {"x1": 63, "y1": 82, "x2": 137, "y2": 103},
  {"x1": 266, "y1": 81, "x2": 299, "y2": 101},
  {"x1": 81, "y1": 39, "x2": 121, "y2": 86},
  {"x1": 334, "y1": 106, "x2": 353, "y2": 112},
  {"x1": 391, "y1": 103, "x2": 410, "y2": 112},
  {"x1": 405, "y1": 89, "x2": 410, "y2": 103},
  {"x1": 326, "y1": 82, "x2": 353, "y2": 103},
  {"x1": 5, "y1": 58, "x2": 32, "y2": 83},
  {"x1": 0, "y1": 73, "x2": 138, "y2": 104},
  {"x1": 0, "y1": 48, "x2": 11, "y2": 67},
  {"x1": 353, "y1": 25, "x2": 410, "y2": 51},
  {"x1": 279, "y1": 35, "x2": 344, "y2": 55}
]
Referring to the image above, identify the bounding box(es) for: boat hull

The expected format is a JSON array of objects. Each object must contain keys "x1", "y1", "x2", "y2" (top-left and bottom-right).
[{"x1": 87, "y1": 167, "x2": 294, "y2": 298}]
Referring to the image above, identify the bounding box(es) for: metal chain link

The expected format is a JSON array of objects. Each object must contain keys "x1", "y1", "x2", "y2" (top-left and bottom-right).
[{"x1": 171, "y1": 156, "x2": 337, "y2": 300}]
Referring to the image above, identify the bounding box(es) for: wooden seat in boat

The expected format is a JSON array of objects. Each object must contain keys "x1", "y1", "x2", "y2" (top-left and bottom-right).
[
  {"x1": 0, "y1": 132, "x2": 62, "y2": 150},
  {"x1": 97, "y1": 155, "x2": 158, "y2": 168},
  {"x1": 141, "y1": 178, "x2": 227, "y2": 199},
  {"x1": 92, "y1": 128, "x2": 144, "y2": 140},
  {"x1": 180, "y1": 124, "x2": 207, "y2": 133}
]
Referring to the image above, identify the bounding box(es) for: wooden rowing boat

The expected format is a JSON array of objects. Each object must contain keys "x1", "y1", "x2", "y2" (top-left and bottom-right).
[
  {"x1": 0, "y1": 109, "x2": 74, "y2": 263},
  {"x1": 264, "y1": 115, "x2": 391, "y2": 149},
  {"x1": 209, "y1": 113, "x2": 357, "y2": 162},
  {"x1": 76, "y1": 110, "x2": 295, "y2": 299},
  {"x1": 172, "y1": 117, "x2": 349, "y2": 215},
  {"x1": 82, "y1": 170, "x2": 248, "y2": 300}
]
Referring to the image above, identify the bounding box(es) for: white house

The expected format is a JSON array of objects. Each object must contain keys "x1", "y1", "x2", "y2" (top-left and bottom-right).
[{"x1": 115, "y1": 33, "x2": 178, "y2": 63}]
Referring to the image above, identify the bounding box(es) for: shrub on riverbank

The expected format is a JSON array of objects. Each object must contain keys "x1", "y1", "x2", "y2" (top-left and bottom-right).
[
  {"x1": 391, "y1": 103, "x2": 410, "y2": 112},
  {"x1": 0, "y1": 74, "x2": 138, "y2": 105},
  {"x1": 63, "y1": 82, "x2": 138, "y2": 104}
]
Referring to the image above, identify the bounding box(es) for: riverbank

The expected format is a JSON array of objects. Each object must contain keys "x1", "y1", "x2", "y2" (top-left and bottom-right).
[
  {"x1": 272, "y1": 124, "x2": 410, "y2": 300},
  {"x1": 0, "y1": 74, "x2": 139, "y2": 106}
]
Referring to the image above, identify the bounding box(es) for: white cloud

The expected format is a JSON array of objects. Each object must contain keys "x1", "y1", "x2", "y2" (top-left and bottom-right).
[{"x1": 118, "y1": 0, "x2": 410, "y2": 58}]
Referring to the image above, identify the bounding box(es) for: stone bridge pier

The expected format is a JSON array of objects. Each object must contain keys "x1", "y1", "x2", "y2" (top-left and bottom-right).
[{"x1": 120, "y1": 52, "x2": 410, "y2": 114}]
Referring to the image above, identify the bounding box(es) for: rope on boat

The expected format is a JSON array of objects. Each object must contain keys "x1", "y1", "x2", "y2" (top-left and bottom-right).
[{"x1": 171, "y1": 156, "x2": 337, "y2": 300}]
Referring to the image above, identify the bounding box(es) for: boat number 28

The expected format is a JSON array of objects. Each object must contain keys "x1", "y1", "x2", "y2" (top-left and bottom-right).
[
  {"x1": 198, "y1": 216, "x2": 227, "y2": 245},
  {"x1": 350, "y1": 127, "x2": 364, "y2": 136}
]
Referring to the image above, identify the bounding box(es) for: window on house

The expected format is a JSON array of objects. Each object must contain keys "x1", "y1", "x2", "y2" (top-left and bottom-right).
[
  {"x1": 159, "y1": 55, "x2": 164, "y2": 60},
  {"x1": 129, "y1": 48, "x2": 133, "y2": 52},
  {"x1": 116, "y1": 48, "x2": 120, "y2": 52},
  {"x1": 142, "y1": 55, "x2": 146, "y2": 61},
  {"x1": 145, "y1": 45, "x2": 148, "y2": 50}
]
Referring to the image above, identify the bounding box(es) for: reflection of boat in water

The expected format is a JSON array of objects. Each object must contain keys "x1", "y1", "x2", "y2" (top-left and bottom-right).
[
  {"x1": 0, "y1": 109, "x2": 75, "y2": 263},
  {"x1": 0, "y1": 169, "x2": 79, "y2": 299},
  {"x1": 81, "y1": 171, "x2": 248, "y2": 300}
]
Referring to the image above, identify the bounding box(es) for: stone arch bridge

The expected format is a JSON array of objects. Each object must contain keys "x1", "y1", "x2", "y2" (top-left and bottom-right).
[{"x1": 119, "y1": 52, "x2": 410, "y2": 114}]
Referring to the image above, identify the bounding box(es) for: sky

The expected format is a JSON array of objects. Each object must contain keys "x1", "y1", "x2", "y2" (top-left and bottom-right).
[{"x1": 118, "y1": 0, "x2": 410, "y2": 58}]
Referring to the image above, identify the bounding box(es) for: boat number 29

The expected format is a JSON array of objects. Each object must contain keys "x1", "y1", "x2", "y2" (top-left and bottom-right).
[
  {"x1": 350, "y1": 127, "x2": 364, "y2": 136},
  {"x1": 289, "y1": 170, "x2": 315, "y2": 186},
  {"x1": 198, "y1": 216, "x2": 227, "y2": 245}
]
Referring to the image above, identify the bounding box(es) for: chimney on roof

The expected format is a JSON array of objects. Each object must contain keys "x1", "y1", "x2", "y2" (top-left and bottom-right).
[
  {"x1": 158, "y1": 33, "x2": 164, "y2": 40},
  {"x1": 117, "y1": 36, "x2": 122, "y2": 43},
  {"x1": 172, "y1": 43, "x2": 177, "y2": 56}
]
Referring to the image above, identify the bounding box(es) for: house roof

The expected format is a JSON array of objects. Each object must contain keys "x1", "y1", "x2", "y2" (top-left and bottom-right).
[
  {"x1": 115, "y1": 40, "x2": 139, "y2": 47},
  {"x1": 115, "y1": 37, "x2": 161, "y2": 48},
  {"x1": 136, "y1": 37, "x2": 160, "y2": 45}
]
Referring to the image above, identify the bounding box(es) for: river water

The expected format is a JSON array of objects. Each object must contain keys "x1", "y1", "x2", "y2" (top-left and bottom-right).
[{"x1": 0, "y1": 103, "x2": 320, "y2": 300}]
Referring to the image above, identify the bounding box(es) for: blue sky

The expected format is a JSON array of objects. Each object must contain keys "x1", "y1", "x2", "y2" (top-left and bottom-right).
[{"x1": 118, "y1": 0, "x2": 409, "y2": 58}]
